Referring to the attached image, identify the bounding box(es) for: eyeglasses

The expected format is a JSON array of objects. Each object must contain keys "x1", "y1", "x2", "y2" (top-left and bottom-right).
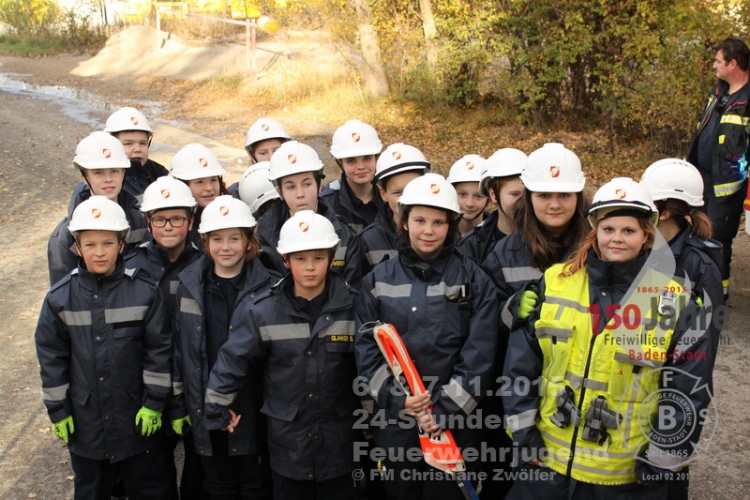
[{"x1": 150, "y1": 216, "x2": 189, "y2": 228}]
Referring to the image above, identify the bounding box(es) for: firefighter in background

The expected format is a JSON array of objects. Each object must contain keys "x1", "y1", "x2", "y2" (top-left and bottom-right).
[
  {"x1": 447, "y1": 154, "x2": 489, "y2": 238},
  {"x1": 354, "y1": 173, "x2": 499, "y2": 499},
  {"x1": 320, "y1": 119, "x2": 385, "y2": 234},
  {"x1": 457, "y1": 148, "x2": 526, "y2": 265},
  {"x1": 503, "y1": 178, "x2": 713, "y2": 499}
]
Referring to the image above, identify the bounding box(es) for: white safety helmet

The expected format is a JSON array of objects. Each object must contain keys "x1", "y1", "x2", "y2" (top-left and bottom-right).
[
  {"x1": 398, "y1": 173, "x2": 460, "y2": 214},
  {"x1": 586, "y1": 177, "x2": 658, "y2": 227},
  {"x1": 330, "y1": 120, "x2": 383, "y2": 159},
  {"x1": 140, "y1": 176, "x2": 197, "y2": 213},
  {"x1": 198, "y1": 195, "x2": 256, "y2": 234},
  {"x1": 479, "y1": 148, "x2": 527, "y2": 197},
  {"x1": 245, "y1": 118, "x2": 292, "y2": 150},
  {"x1": 639, "y1": 158, "x2": 704, "y2": 207},
  {"x1": 104, "y1": 107, "x2": 153, "y2": 135},
  {"x1": 169, "y1": 144, "x2": 226, "y2": 181},
  {"x1": 68, "y1": 195, "x2": 130, "y2": 237},
  {"x1": 238, "y1": 162, "x2": 280, "y2": 213},
  {"x1": 268, "y1": 141, "x2": 324, "y2": 182},
  {"x1": 521, "y1": 143, "x2": 585, "y2": 193},
  {"x1": 73, "y1": 131, "x2": 131, "y2": 170},
  {"x1": 276, "y1": 209, "x2": 340, "y2": 255},
  {"x1": 374, "y1": 143, "x2": 431, "y2": 183},
  {"x1": 447, "y1": 154, "x2": 485, "y2": 185}
]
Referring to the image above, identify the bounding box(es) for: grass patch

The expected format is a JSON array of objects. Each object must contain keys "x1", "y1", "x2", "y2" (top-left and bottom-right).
[{"x1": 0, "y1": 34, "x2": 69, "y2": 56}]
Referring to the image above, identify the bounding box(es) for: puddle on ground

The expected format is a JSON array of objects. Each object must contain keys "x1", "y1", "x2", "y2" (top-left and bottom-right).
[{"x1": 0, "y1": 72, "x2": 162, "y2": 130}]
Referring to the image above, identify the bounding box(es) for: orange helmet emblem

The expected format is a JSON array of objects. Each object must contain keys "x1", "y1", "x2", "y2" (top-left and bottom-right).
[
  {"x1": 549, "y1": 165, "x2": 560, "y2": 178},
  {"x1": 91, "y1": 208, "x2": 102, "y2": 219},
  {"x1": 199, "y1": 157, "x2": 208, "y2": 168},
  {"x1": 299, "y1": 221, "x2": 309, "y2": 232},
  {"x1": 220, "y1": 205, "x2": 229, "y2": 216},
  {"x1": 130, "y1": 116, "x2": 139, "y2": 126},
  {"x1": 615, "y1": 188, "x2": 627, "y2": 199},
  {"x1": 102, "y1": 148, "x2": 111, "y2": 159},
  {"x1": 160, "y1": 189, "x2": 171, "y2": 199},
  {"x1": 430, "y1": 183, "x2": 440, "y2": 194},
  {"x1": 466, "y1": 161, "x2": 475, "y2": 170},
  {"x1": 288, "y1": 154, "x2": 297, "y2": 164},
  {"x1": 392, "y1": 151, "x2": 402, "y2": 161},
  {"x1": 352, "y1": 132, "x2": 361, "y2": 143},
  {"x1": 261, "y1": 123, "x2": 270, "y2": 131}
]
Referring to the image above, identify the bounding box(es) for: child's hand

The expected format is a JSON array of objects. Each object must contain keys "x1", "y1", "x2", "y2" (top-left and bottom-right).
[
  {"x1": 171, "y1": 415, "x2": 192, "y2": 436},
  {"x1": 52, "y1": 415, "x2": 75, "y2": 444},
  {"x1": 222, "y1": 409, "x2": 242, "y2": 433},
  {"x1": 403, "y1": 392, "x2": 431, "y2": 417},
  {"x1": 135, "y1": 407, "x2": 163, "y2": 436},
  {"x1": 416, "y1": 409, "x2": 442, "y2": 436}
]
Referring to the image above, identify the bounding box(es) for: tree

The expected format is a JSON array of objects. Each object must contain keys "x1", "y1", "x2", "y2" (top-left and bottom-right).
[{"x1": 353, "y1": 0, "x2": 390, "y2": 98}]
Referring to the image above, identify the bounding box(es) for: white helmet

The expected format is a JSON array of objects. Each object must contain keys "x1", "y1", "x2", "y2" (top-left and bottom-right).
[
  {"x1": 587, "y1": 177, "x2": 658, "y2": 227},
  {"x1": 268, "y1": 141, "x2": 324, "y2": 182},
  {"x1": 68, "y1": 195, "x2": 130, "y2": 236},
  {"x1": 73, "y1": 131, "x2": 131, "y2": 170},
  {"x1": 521, "y1": 143, "x2": 585, "y2": 192},
  {"x1": 245, "y1": 118, "x2": 292, "y2": 149},
  {"x1": 479, "y1": 148, "x2": 527, "y2": 197},
  {"x1": 330, "y1": 120, "x2": 383, "y2": 159},
  {"x1": 276, "y1": 210, "x2": 340, "y2": 255},
  {"x1": 198, "y1": 195, "x2": 257, "y2": 234},
  {"x1": 238, "y1": 162, "x2": 280, "y2": 213},
  {"x1": 104, "y1": 107, "x2": 153, "y2": 135},
  {"x1": 169, "y1": 144, "x2": 226, "y2": 181},
  {"x1": 447, "y1": 154, "x2": 485, "y2": 185},
  {"x1": 140, "y1": 176, "x2": 197, "y2": 213},
  {"x1": 639, "y1": 158, "x2": 704, "y2": 207},
  {"x1": 375, "y1": 143, "x2": 431, "y2": 183},
  {"x1": 398, "y1": 173, "x2": 460, "y2": 213}
]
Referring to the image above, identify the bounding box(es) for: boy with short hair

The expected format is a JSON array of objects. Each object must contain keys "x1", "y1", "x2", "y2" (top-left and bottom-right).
[
  {"x1": 205, "y1": 209, "x2": 360, "y2": 500},
  {"x1": 35, "y1": 195, "x2": 172, "y2": 499}
]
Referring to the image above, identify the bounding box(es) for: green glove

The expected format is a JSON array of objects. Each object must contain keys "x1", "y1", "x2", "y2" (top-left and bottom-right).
[
  {"x1": 171, "y1": 415, "x2": 192, "y2": 436},
  {"x1": 52, "y1": 415, "x2": 75, "y2": 444},
  {"x1": 135, "y1": 407, "x2": 162, "y2": 437},
  {"x1": 517, "y1": 290, "x2": 539, "y2": 320}
]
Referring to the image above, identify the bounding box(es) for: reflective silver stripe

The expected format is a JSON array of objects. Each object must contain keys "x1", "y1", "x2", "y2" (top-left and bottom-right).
[
  {"x1": 443, "y1": 378, "x2": 477, "y2": 414},
  {"x1": 59, "y1": 310, "x2": 92, "y2": 326},
  {"x1": 574, "y1": 444, "x2": 636, "y2": 459},
  {"x1": 334, "y1": 245, "x2": 348, "y2": 262},
  {"x1": 613, "y1": 351, "x2": 665, "y2": 368},
  {"x1": 570, "y1": 461, "x2": 633, "y2": 476},
  {"x1": 566, "y1": 372, "x2": 608, "y2": 391},
  {"x1": 106, "y1": 306, "x2": 148, "y2": 323},
  {"x1": 540, "y1": 429, "x2": 570, "y2": 449},
  {"x1": 506, "y1": 408, "x2": 537, "y2": 433},
  {"x1": 318, "y1": 320, "x2": 355, "y2": 338},
  {"x1": 426, "y1": 283, "x2": 462, "y2": 298},
  {"x1": 361, "y1": 399, "x2": 374, "y2": 414},
  {"x1": 645, "y1": 443, "x2": 688, "y2": 471},
  {"x1": 369, "y1": 364, "x2": 390, "y2": 401},
  {"x1": 143, "y1": 370, "x2": 170, "y2": 388},
  {"x1": 535, "y1": 327, "x2": 573, "y2": 340},
  {"x1": 502, "y1": 266, "x2": 541, "y2": 285},
  {"x1": 366, "y1": 249, "x2": 396, "y2": 266},
  {"x1": 172, "y1": 381, "x2": 184, "y2": 396},
  {"x1": 180, "y1": 297, "x2": 202, "y2": 316},
  {"x1": 169, "y1": 280, "x2": 180, "y2": 295},
  {"x1": 372, "y1": 282, "x2": 412, "y2": 298},
  {"x1": 124, "y1": 267, "x2": 136, "y2": 278},
  {"x1": 259, "y1": 323, "x2": 310, "y2": 342},
  {"x1": 42, "y1": 383, "x2": 69, "y2": 402},
  {"x1": 544, "y1": 295, "x2": 589, "y2": 314},
  {"x1": 127, "y1": 228, "x2": 148, "y2": 245},
  {"x1": 205, "y1": 388, "x2": 236, "y2": 406},
  {"x1": 501, "y1": 299, "x2": 513, "y2": 328}
]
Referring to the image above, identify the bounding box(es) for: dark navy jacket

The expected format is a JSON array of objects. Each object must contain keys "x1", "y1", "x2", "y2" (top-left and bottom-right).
[
  {"x1": 358, "y1": 203, "x2": 399, "y2": 275},
  {"x1": 456, "y1": 211, "x2": 508, "y2": 265},
  {"x1": 320, "y1": 176, "x2": 383, "y2": 234},
  {"x1": 172, "y1": 256, "x2": 278, "y2": 457},
  {"x1": 205, "y1": 273, "x2": 359, "y2": 481},
  {"x1": 35, "y1": 260, "x2": 171, "y2": 462}
]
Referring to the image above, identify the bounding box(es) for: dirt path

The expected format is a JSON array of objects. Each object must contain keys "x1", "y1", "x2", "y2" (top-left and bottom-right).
[{"x1": 1, "y1": 41, "x2": 749, "y2": 499}]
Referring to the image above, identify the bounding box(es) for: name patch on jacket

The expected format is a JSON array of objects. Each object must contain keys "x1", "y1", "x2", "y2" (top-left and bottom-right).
[{"x1": 328, "y1": 335, "x2": 354, "y2": 342}]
